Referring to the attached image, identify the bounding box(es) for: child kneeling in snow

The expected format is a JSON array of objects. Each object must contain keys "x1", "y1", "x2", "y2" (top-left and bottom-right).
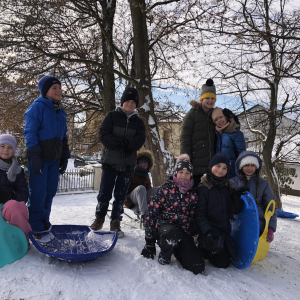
[
  {"x1": 195, "y1": 152, "x2": 243, "y2": 268},
  {"x1": 0, "y1": 134, "x2": 32, "y2": 242},
  {"x1": 141, "y1": 154, "x2": 205, "y2": 275}
]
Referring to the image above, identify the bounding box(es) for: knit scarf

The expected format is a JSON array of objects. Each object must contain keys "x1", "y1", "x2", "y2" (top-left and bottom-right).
[
  {"x1": 0, "y1": 156, "x2": 22, "y2": 182},
  {"x1": 173, "y1": 175, "x2": 194, "y2": 194},
  {"x1": 53, "y1": 100, "x2": 62, "y2": 113},
  {"x1": 134, "y1": 167, "x2": 149, "y2": 178},
  {"x1": 205, "y1": 169, "x2": 228, "y2": 188}
]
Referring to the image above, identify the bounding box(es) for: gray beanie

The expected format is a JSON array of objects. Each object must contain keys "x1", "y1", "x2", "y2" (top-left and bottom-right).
[
  {"x1": 200, "y1": 79, "x2": 216, "y2": 101},
  {"x1": 0, "y1": 134, "x2": 17, "y2": 152}
]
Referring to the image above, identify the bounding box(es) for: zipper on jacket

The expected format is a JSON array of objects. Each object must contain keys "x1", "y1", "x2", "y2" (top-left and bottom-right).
[{"x1": 120, "y1": 118, "x2": 130, "y2": 171}]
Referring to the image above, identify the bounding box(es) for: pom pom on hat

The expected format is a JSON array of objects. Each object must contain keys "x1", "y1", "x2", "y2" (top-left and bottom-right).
[
  {"x1": 121, "y1": 87, "x2": 139, "y2": 108},
  {"x1": 38, "y1": 75, "x2": 61, "y2": 98},
  {"x1": 209, "y1": 152, "x2": 230, "y2": 170},
  {"x1": 0, "y1": 134, "x2": 17, "y2": 152},
  {"x1": 174, "y1": 154, "x2": 193, "y2": 177},
  {"x1": 200, "y1": 79, "x2": 216, "y2": 101}
]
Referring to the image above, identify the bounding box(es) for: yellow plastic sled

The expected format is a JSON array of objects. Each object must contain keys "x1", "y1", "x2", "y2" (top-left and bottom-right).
[{"x1": 251, "y1": 200, "x2": 275, "y2": 264}]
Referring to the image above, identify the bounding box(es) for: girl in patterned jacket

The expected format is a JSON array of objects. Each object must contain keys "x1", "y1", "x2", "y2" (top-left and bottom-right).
[{"x1": 141, "y1": 154, "x2": 205, "y2": 275}]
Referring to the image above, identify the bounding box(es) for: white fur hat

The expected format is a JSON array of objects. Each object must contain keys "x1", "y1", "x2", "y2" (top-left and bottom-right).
[{"x1": 239, "y1": 156, "x2": 259, "y2": 170}]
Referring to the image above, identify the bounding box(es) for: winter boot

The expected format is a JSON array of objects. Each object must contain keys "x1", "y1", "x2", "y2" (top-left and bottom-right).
[
  {"x1": 90, "y1": 217, "x2": 105, "y2": 231},
  {"x1": 110, "y1": 219, "x2": 125, "y2": 238},
  {"x1": 158, "y1": 252, "x2": 171, "y2": 265}
]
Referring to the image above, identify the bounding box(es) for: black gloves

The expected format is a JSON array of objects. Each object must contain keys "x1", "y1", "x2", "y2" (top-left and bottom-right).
[
  {"x1": 59, "y1": 159, "x2": 68, "y2": 175},
  {"x1": 235, "y1": 186, "x2": 250, "y2": 198},
  {"x1": 27, "y1": 145, "x2": 43, "y2": 175},
  {"x1": 204, "y1": 232, "x2": 216, "y2": 250},
  {"x1": 141, "y1": 239, "x2": 156, "y2": 259},
  {"x1": 113, "y1": 139, "x2": 130, "y2": 154}
]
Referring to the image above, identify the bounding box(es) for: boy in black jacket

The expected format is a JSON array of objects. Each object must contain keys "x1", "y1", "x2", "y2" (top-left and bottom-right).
[{"x1": 90, "y1": 87, "x2": 146, "y2": 237}]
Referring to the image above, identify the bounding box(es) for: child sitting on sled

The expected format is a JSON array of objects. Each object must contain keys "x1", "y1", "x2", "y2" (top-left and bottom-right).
[
  {"x1": 0, "y1": 134, "x2": 31, "y2": 241},
  {"x1": 230, "y1": 150, "x2": 277, "y2": 242},
  {"x1": 195, "y1": 152, "x2": 243, "y2": 269},
  {"x1": 141, "y1": 154, "x2": 205, "y2": 275}
]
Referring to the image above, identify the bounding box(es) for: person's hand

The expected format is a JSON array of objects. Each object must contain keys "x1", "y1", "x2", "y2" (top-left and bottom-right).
[
  {"x1": 235, "y1": 186, "x2": 250, "y2": 198},
  {"x1": 267, "y1": 227, "x2": 274, "y2": 243},
  {"x1": 114, "y1": 139, "x2": 125, "y2": 152},
  {"x1": 205, "y1": 232, "x2": 216, "y2": 249},
  {"x1": 59, "y1": 159, "x2": 68, "y2": 175},
  {"x1": 30, "y1": 157, "x2": 43, "y2": 175},
  {"x1": 141, "y1": 243, "x2": 156, "y2": 259}
]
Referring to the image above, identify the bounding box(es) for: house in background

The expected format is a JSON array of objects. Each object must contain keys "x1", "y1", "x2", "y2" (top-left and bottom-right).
[{"x1": 237, "y1": 104, "x2": 300, "y2": 196}]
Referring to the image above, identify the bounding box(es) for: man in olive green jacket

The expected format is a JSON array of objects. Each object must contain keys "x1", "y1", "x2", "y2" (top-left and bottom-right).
[{"x1": 180, "y1": 79, "x2": 216, "y2": 187}]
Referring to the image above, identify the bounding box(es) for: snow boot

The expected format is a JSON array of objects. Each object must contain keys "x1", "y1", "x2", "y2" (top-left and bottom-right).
[
  {"x1": 90, "y1": 217, "x2": 105, "y2": 231},
  {"x1": 158, "y1": 252, "x2": 171, "y2": 265},
  {"x1": 110, "y1": 219, "x2": 125, "y2": 238}
]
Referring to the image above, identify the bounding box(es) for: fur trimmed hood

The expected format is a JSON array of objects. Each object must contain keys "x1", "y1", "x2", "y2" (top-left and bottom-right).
[{"x1": 136, "y1": 149, "x2": 154, "y2": 170}]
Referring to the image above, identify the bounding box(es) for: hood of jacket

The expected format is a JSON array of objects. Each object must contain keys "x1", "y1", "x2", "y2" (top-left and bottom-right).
[{"x1": 136, "y1": 149, "x2": 154, "y2": 171}]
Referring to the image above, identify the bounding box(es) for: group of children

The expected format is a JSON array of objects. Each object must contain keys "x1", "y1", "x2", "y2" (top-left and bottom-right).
[{"x1": 0, "y1": 77, "x2": 277, "y2": 276}]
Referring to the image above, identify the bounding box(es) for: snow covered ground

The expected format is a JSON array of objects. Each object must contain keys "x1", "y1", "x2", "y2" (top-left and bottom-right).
[{"x1": 1, "y1": 193, "x2": 300, "y2": 300}]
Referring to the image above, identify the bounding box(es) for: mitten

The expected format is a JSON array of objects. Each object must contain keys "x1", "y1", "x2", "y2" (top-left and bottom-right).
[
  {"x1": 266, "y1": 227, "x2": 274, "y2": 243},
  {"x1": 59, "y1": 159, "x2": 68, "y2": 175},
  {"x1": 141, "y1": 239, "x2": 156, "y2": 259},
  {"x1": 235, "y1": 186, "x2": 250, "y2": 198},
  {"x1": 205, "y1": 232, "x2": 216, "y2": 250}
]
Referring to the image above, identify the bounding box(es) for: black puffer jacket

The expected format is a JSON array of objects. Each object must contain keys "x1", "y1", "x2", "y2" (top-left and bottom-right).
[
  {"x1": 195, "y1": 175, "x2": 242, "y2": 239},
  {"x1": 99, "y1": 107, "x2": 146, "y2": 172}
]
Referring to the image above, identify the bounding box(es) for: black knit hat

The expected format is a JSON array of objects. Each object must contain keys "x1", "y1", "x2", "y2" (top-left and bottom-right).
[
  {"x1": 175, "y1": 154, "x2": 193, "y2": 177},
  {"x1": 38, "y1": 75, "x2": 61, "y2": 98},
  {"x1": 121, "y1": 87, "x2": 139, "y2": 107},
  {"x1": 209, "y1": 152, "x2": 230, "y2": 170},
  {"x1": 200, "y1": 79, "x2": 216, "y2": 101}
]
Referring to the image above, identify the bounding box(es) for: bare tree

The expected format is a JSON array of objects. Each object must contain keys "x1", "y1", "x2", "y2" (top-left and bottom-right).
[{"x1": 191, "y1": 0, "x2": 300, "y2": 208}]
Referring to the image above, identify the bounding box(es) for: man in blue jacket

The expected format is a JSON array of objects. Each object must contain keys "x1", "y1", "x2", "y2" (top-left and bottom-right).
[{"x1": 24, "y1": 75, "x2": 70, "y2": 232}]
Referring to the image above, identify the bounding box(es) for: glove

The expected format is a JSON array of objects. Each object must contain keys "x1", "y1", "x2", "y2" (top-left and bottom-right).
[
  {"x1": 205, "y1": 232, "x2": 216, "y2": 250},
  {"x1": 235, "y1": 186, "x2": 250, "y2": 198},
  {"x1": 59, "y1": 159, "x2": 68, "y2": 175},
  {"x1": 114, "y1": 139, "x2": 126, "y2": 152},
  {"x1": 27, "y1": 145, "x2": 43, "y2": 175},
  {"x1": 30, "y1": 157, "x2": 43, "y2": 175},
  {"x1": 141, "y1": 240, "x2": 156, "y2": 259},
  {"x1": 267, "y1": 227, "x2": 274, "y2": 243}
]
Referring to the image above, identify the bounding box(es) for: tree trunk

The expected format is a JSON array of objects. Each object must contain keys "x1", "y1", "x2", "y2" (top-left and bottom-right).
[
  {"x1": 128, "y1": 0, "x2": 174, "y2": 186},
  {"x1": 100, "y1": 0, "x2": 116, "y2": 114}
]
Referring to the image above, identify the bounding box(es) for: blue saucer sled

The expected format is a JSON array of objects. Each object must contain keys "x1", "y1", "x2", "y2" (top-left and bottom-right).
[
  {"x1": 29, "y1": 225, "x2": 118, "y2": 262},
  {"x1": 230, "y1": 192, "x2": 275, "y2": 269}
]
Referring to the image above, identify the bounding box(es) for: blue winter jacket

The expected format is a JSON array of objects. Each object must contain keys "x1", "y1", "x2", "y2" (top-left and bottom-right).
[
  {"x1": 230, "y1": 151, "x2": 277, "y2": 233},
  {"x1": 24, "y1": 96, "x2": 69, "y2": 161},
  {"x1": 215, "y1": 119, "x2": 246, "y2": 179}
]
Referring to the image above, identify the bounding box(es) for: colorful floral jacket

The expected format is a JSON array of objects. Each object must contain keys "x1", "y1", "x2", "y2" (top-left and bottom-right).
[{"x1": 144, "y1": 177, "x2": 198, "y2": 241}]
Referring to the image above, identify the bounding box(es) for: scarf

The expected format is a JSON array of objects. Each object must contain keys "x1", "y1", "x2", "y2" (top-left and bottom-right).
[
  {"x1": 0, "y1": 156, "x2": 22, "y2": 182},
  {"x1": 205, "y1": 169, "x2": 228, "y2": 188},
  {"x1": 134, "y1": 167, "x2": 149, "y2": 178},
  {"x1": 173, "y1": 175, "x2": 194, "y2": 194},
  {"x1": 53, "y1": 100, "x2": 62, "y2": 113}
]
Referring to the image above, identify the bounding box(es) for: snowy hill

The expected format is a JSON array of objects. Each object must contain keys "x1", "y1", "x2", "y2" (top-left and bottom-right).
[{"x1": 1, "y1": 193, "x2": 300, "y2": 300}]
